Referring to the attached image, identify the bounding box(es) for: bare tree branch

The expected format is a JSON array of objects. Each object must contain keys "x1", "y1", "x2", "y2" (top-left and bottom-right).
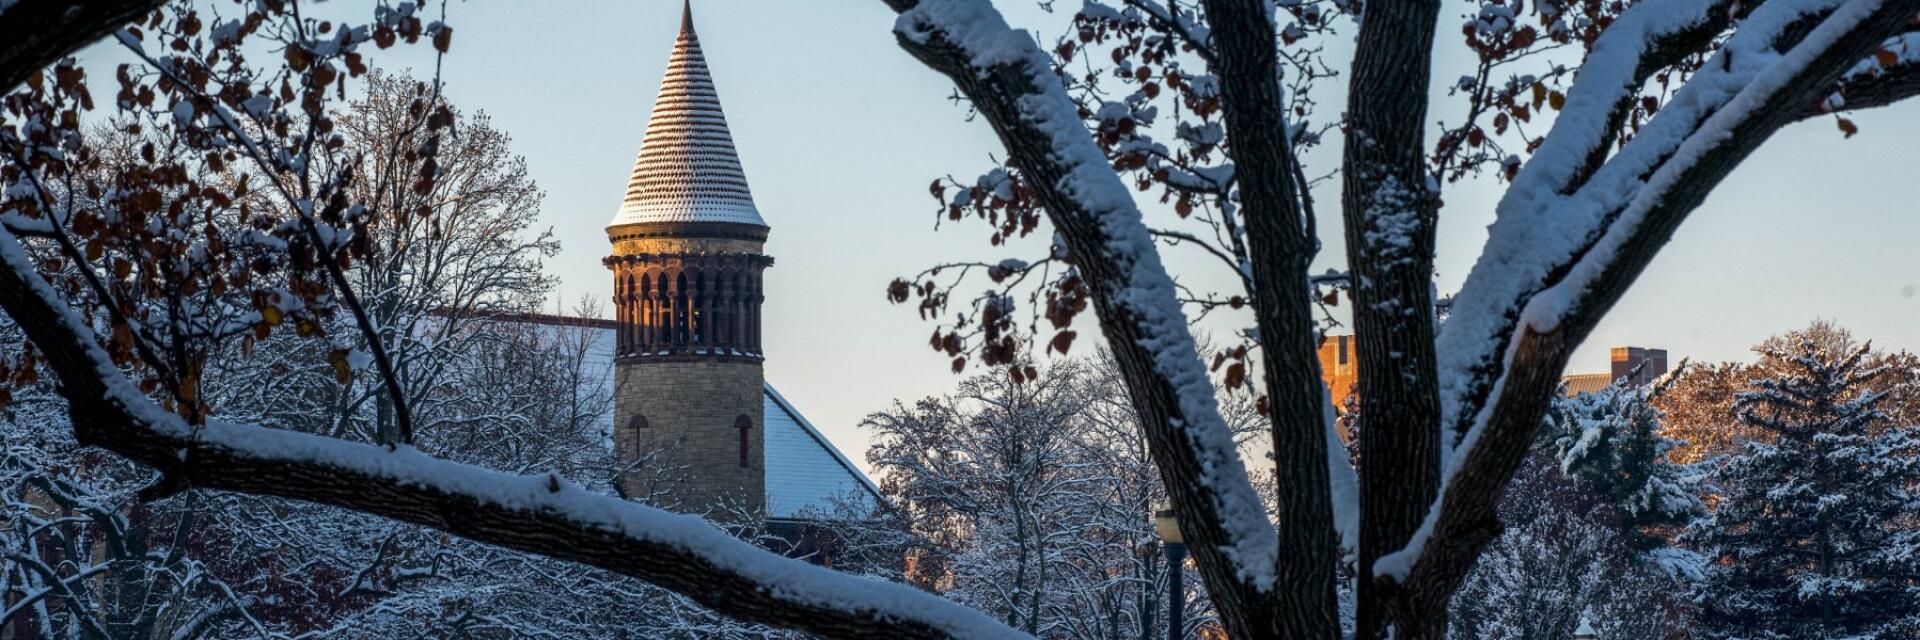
[
  {"x1": 0, "y1": 221, "x2": 1025, "y2": 639},
  {"x1": 1415, "y1": 0, "x2": 1920, "y2": 619},
  {"x1": 882, "y1": 1, "x2": 1284, "y2": 637},
  {"x1": 1190, "y1": 0, "x2": 1341, "y2": 634}
]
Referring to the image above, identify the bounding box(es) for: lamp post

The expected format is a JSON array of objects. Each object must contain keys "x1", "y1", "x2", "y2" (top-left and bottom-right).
[{"x1": 1154, "y1": 500, "x2": 1185, "y2": 640}]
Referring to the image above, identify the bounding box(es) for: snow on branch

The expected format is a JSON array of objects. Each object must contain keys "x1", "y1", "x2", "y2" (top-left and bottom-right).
[
  {"x1": 1436, "y1": 0, "x2": 1734, "y2": 439},
  {"x1": 1510, "y1": 0, "x2": 1728, "y2": 198},
  {"x1": 1810, "y1": 28, "x2": 1920, "y2": 116},
  {"x1": 1440, "y1": 0, "x2": 1904, "y2": 441},
  {"x1": 891, "y1": 0, "x2": 1279, "y2": 590},
  {"x1": 1409, "y1": 0, "x2": 1920, "y2": 582},
  {"x1": 1530, "y1": 0, "x2": 1900, "y2": 325},
  {"x1": 0, "y1": 211, "x2": 1023, "y2": 640},
  {"x1": 144, "y1": 421, "x2": 1028, "y2": 639}
]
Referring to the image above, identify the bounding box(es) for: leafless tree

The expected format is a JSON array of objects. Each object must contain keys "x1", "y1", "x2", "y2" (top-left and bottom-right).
[
  {"x1": 0, "y1": 0, "x2": 1916, "y2": 638},
  {"x1": 876, "y1": 0, "x2": 1920, "y2": 636}
]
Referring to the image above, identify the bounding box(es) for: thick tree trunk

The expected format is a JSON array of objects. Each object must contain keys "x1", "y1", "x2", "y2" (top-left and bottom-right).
[
  {"x1": 882, "y1": 3, "x2": 1293, "y2": 639},
  {"x1": 1195, "y1": 0, "x2": 1340, "y2": 635},
  {"x1": 1336, "y1": 1, "x2": 1447, "y2": 636},
  {"x1": 0, "y1": 0, "x2": 168, "y2": 90}
]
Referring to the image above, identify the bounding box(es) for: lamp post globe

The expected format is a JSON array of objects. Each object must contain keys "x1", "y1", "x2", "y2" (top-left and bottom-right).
[
  {"x1": 1155, "y1": 500, "x2": 1186, "y2": 640},
  {"x1": 1154, "y1": 500, "x2": 1183, "y2": 545}
]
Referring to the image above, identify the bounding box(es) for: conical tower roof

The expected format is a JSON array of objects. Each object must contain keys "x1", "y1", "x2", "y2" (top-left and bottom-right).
[{"x1": 610, "y1": 1, "x2": 765, "y2": 228}]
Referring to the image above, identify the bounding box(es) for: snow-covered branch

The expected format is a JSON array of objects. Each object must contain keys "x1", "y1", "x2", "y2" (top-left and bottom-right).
[
  {"x1": 883, "y1": 0, "x2": 1281, "y2": 634},
  {"x1": 1807, "y1": 27, "x2": 1920, "y2": 116},
  {"x1": 1413, "y1": 0, "x2": 1920, "y2": 606},
  {"x1": 0, "y1": 211, "x2": 1023, "y2": 638}
]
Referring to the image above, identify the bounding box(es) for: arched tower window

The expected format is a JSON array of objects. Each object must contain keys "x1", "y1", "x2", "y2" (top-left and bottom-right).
[
  {"x1": 627, "y1": 271, "x2": 642, "y2": 353},
  {"x1": 693, "y1": 268, "x2": 710, "y2": 348},
  {"x1": 615, "y1": 270, "x2": 629, "y2": 354},
  {"x1": 627, "y1": 414, "x2": 649, "y2": 458},
  {"x1": 734, "y1": 414, "x2": 752, "y2": 468},
  {"x1": 749, "y1": 270, "x2": 764, "y2": 352},
  {"x1": 730, "y1": 270, "x2": 747, "y2": 352},
  {"x1": 637, "y1": 272, "x2": 653, "y2": 353},
  {"x1": 714, "y1": 267, "x2": 733, "y2": 350},
  {"x1": 674, "y1": 271, "x2": 691, "y2": 347},
  {"x1": 649, "y1": 271, "x2": 667, "y2": 350}
]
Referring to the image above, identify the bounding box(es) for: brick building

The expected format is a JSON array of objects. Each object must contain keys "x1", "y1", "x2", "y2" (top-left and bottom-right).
[
  {"x1": 1319, "y1": 335, "x2": 1669, "y2": 407},
  {"x1": 1317, "y1": 335, "x2": 1361, "y2": 411},
  {"x1": 1560, "y1": 346, "x2": 1670, "y2": 396}
]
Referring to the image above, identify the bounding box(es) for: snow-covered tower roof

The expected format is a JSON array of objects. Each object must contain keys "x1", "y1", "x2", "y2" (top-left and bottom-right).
[{"x1": 609, "y1": 0, "x2": 764, "y2": 228}]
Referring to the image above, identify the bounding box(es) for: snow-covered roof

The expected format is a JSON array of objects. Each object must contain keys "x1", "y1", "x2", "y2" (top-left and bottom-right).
[
  {"x1": 764, "y1": 384, "x2": 885, "y2": 520},
  {"x1": 609, "y1": 0, "x2": 765, "y2": 228},
  {"x1": 1562, "y1": 372, "x2": 1613, "y2": 397},
  {"x1": 501, "y1": 316, "x2": 879, "y2": 521}
]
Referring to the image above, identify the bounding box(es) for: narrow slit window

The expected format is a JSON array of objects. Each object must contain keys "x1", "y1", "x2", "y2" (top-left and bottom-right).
[{"x1": 735, "y1": 414, "x2": 752, "y2": 468}]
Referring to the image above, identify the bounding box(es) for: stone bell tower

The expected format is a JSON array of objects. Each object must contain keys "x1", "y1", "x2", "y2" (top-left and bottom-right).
[{"x1": 606, "y1": 0, "x2": 771, "y2": 518}]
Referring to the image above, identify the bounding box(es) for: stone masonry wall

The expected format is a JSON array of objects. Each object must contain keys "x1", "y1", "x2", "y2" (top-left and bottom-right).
[
  {"x1": 607, "y1": 222, "x2": 769, "y2": 522},
  {"x1": 614, "y1": 359, "x2": 766, "y2": 521}
]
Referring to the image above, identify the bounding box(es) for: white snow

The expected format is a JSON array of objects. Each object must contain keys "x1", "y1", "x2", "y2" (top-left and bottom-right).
[
  {"x1": 0, "y1": 198, "x2": 1025, "y2": 640},
  {"x1": 763, "y1": 385, "x2": 886, "y2": 520},
  {"x1": 1472, "y1": 3, "x2": 1519, "y2": 36},
  {"x1": 897, "y1": 0, "x2": 1279, "y2": 589},
  {"x1": 1413, "y1": 0, "x2": 1891, "y2": 581},
  {"x1": 1323, "y1": 383, "x2": 1360, "y2": 556}
]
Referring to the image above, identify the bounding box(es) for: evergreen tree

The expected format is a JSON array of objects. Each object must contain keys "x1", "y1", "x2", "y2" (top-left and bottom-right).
[
  {"x1": 1552, "y1": 379, "x2": 1706, "y2": 554},
  {"x1": 1686, "y1": 339, "x2": 1920, "y2": 639},
  {"x1": 1448, "y1": 447, "x2": 1696, "y2": 640},
  {"x1": 1448, "y1": 381, "x2": 1704, "y2": 640}
]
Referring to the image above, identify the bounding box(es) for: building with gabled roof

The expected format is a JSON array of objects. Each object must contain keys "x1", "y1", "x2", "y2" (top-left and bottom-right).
[
  {"x1": 763, "y1": 385, "x2": 885, "y2": 523},
  {"x1": 500, "y1": 312, "x2": 885, "y2": 528}
]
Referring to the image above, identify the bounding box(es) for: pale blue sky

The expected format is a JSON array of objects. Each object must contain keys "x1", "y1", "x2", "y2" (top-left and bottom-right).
[{"x1": 83, "y1": 1, "x2": 1920, "y2": 468}]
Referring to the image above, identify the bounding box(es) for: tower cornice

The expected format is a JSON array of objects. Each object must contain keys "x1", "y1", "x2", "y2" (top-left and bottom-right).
[
  {"x1": 606, "y1": 220, "x2": 770, "y2": 244},
  {"x1": 602, "y1": 251, "x2": 775, "y2": 271}
]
